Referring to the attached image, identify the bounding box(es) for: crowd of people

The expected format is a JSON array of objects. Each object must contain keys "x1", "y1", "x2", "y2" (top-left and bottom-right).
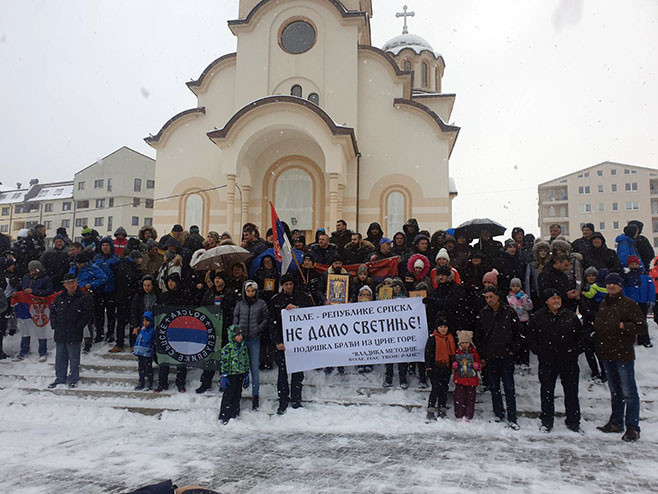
[{"x1": 0, "y1": 218, "x2": 654, "y2": 440}]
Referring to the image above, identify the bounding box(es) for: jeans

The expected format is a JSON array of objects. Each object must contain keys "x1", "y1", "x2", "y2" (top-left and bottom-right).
[
  {"x1": 55, "y1": 342, "x2": 82, "y2": 384},
  {"x1": 275, "y1": 349, "x2": 303, "y2": 408},
  {"x1": 428, "y1": 366, "x2": 451, "y2": 409},
  {"x1": 487, "y1": 356, "x2": 517, "y2": 423},
  {"x1": 245, "y1": 338, "x2": 260, "y2": 397},
  {"x1": 20, "y1": 336, "x2": 47, "y2": 357},
  {"x1": 538, "y1": 359, "x2": 581, "y2": 428},
  {"x1": 601, "y1": 360, "x2": 641, "y2": 431}
]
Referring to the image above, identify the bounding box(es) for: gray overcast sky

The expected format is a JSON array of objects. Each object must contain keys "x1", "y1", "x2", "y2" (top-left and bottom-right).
[{"x1": 1, "y1": 0, "x2": 657, "y2": 236}]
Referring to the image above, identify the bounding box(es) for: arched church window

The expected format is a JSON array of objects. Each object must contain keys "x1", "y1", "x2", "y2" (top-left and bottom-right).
[
  {"x1": 276, "y1": 168, "x2": 313, "y2": 231},
  {"x1": 291, "y1": 85, "x2": 303, "y2": 98},
  {"x1": 184, "y1": 193, "x2": 204, "y2": 230},
  {"x1": 404, "y1": 60, "x2": 412, "y2": 71},
  {"x1": 386, "y1": 191, "x2": 405, "y2": 237},
  {"x1": 280, "y1": 20, "x2": 316, "y2": 54},
  {"x1": 308, "y1": 93, "x2": 320, "y2": 106},
  {"x1": 422, "y1": 62, "x2": 428, "y2": 87}
]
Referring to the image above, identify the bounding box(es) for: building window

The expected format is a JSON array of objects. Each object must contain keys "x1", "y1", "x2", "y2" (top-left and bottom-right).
[
  {"x1": 184, "y1": 194, "x2": 205, "y2": 230},
  {"x1": 386, "y1": 191, "x2": 406, "y2": 237},
  {"x1": 77, "y1": 200, "x2": 89, "y2": 209},
  {"x1": 0, "y1": 225, "x2": 8, "y2": 233},
  {"x1": 26, "y1": 221, "x2": 37, "y2": 229},
  {"x1": 131, "y1": 216, "x2": 139, "y2": 226},
  {"x1": 403, "y1": 60, "x2": 412, "y2": 71},
  {"x1": 108, "y1": 198, "x2": 114, "y2": 207},
  {"x1": 44, "y1": 203, "x2": 53, "y2": 212},
  {"x1": 146, "y1": 180, "x2": 155, "y2": 189},
  {"x1": 62, "y1": 202, "x2": 72, "y2": 211},
  {"x1": 61, "y1": 219, "x2": 70, "y2": 228},
  {"x1": 308, "y1": 93, "x2": 320, "y2": 106},
  {"x1": 107, "y1": 178, "x2": 112, "y2": 192},
  {"x1": 421, "y1": 62, "x2": 428, "y2": 87},
  {"x1": 107, "y1": 216, "x2": 113, "y2": 232},
  {"x1": 133, "y1": 198, "x2": 140, "y2": 207},
  {"x1": 613, "y1": 221, "x2": 620, "y2": 230},
  {"x1": 611, "y1": 169, "x2": 616, "y2": 175},
  {"x1": 1, "y1": 207, "x2": 9, "y2": 216},
  {"x1": 94, "y1": 179, "x2": 104, "y2": 189},
  {"x1": 94, "y1": 217, "x2": 104, "y2": 227},
  {"x1": 579, "y1": 204, "x2": 592, "y2": 213},
  {"x1": 598, "y1": 185, "x2": 604, "y2": 193},
  {"x1": 599, "y1": 222, "x2": 605, "y2": 230},
  {"x1": 96, "y1": 199, "x2": 105, "y2": 208},
  {"x1": 75, "y1": 218, "x2": 88, "y2": 227},
  {"x1": 134, "y1": 178, "x2": 142, "y2": 192},
  {"x1": 144, "y1": 217, "x2": 153, "y2": 227},
  {"x1": 599, "y1": 203, "x2": 605, "y2": 212},
  {"x1": 626, "y1": 201, "x2": 640, "y2": 211},
  {"x1": 280, "y1": 20, "x2": 316, "y2": 54},
  {"x1": 77, "y1": 181, "x2": 85, "y2": 191},
  {"x1": 291, "y1": 84, "x2": 302, "y2": 97},
  {"x1": 43, "y1": 220, "x2": 52, "y2": 230},
  {"x1": 578, "y1": 186, "x2": 590, "y2": 194},
  {"x1": 625, "y1": 182, "x2": 638, "y2": 192},
  {"x1": 145, "y1": 199, "x2": 154, "y2": 209},
  {"x1": 612, "y1": 202, "x2": 619, "y2": 211},
  {"x1": 597, "y1": 170, "x2": 603, "y2": 176},
  {"x1": 611, "y1": 184, "x2": 617, "y2": 192},
  {"x1": 624, "y1": 169, "x2": 631, "y2": 174}
]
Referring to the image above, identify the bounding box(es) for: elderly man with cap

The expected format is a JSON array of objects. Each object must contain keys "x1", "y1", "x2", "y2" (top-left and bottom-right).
[
  {"x1": 594, "y1": 272, "x2": 648, "y2": 442},
  {"x1": 48, "y1": 273, "x2": 93, "y2": 388},
  {"x1": 477, "y1": 286, "x2": 522, "y2": 429},
  {"x1": 528, "y1": 288, "x2": 584, "y2": 433},
  {"x1": 268, "y1": 273, "x2": 312, "y2": 415}
]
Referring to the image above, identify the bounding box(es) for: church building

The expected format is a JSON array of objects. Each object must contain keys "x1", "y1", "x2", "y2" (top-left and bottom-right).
[{"x1": 146, "y1": 0, "x2": 460, "y2": 240}]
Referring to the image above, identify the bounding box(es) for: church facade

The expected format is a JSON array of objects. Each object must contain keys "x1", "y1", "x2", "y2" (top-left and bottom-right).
[{"x1": 146, "y1": 0, "x2": 460, "y2": 239}]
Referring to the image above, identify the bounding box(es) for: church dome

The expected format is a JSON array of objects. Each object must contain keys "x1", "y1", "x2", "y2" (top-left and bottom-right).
[{"x1": 382, "y1": 33, "x2": 439, "y2": 57}]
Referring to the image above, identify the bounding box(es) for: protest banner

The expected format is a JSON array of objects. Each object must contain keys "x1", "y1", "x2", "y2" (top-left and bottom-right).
[
  {"x1": 154, "y1": 305, "x2": 223, "y2": 370},
  {"x1": 282, "y1": 297, "x2": 429, "y2": 373}
]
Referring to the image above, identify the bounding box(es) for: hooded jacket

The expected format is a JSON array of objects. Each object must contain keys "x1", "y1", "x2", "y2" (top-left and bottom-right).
[
  {"x1": 615, "y1": 234, "x2": 643, "y2": 271},
  {"x1": 628, "y1": 220, "x2": 655, "y2": 270},
  {"x1": 93, "y1": 237, "x2": 120, "y2": 293},
  {"x1": 584, "y1": 233, "x2": 622, "y2": 273},
  {"x1": 403, "y1": 219, "x2": 420, "y2": 248},
  {"x1": 365, "y1": 222, "x2": 383, "y2": 247},
  {"x1": 232, "y1": 281, "x2": 269, "y2": 340},
  {"x1": 68, "y1": 261, "x2": 108, "y2": 292},
  {"x1": 622, "y1": 267, "x2": 655, "y2": 304},
  {"x1": 113, "y1": 227, "x2": 129, "y2": 257},
  {"x1": 134, "y1": 311, "x2": 156, "y2": 358},
  {"x1": 221, "y1": 325, "x2": 250, "y2": 375},
  {"x1": 138, "y1": 225, "x2": 158, "y2": 244},
  {"x1": 391, "y1": 232, "x2": 409, "y2": 257}
]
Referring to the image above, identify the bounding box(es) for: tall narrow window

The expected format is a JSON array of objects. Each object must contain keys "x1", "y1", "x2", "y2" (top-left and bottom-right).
[
  {"x1": 404, "y1": 60, "x2": 412, "y2": 71},
  {"x1": 386, "y1": 191, "x2": 405, "y2": 236},
  {"x1": 291, "y1": 85, "x2": 302, "y2": 98},
  {"x1": 184, "y1": 194, "x2": 204, "y2": 230},
  {"x1": 421, "y1": 62, "x2": 428, "y2": 87},
  {"x1": 308, "y1": 93, "x2": 320, "y2": 106},
  {"x1": 275, "y1": 168, "x2": 313, "y2": 231}
]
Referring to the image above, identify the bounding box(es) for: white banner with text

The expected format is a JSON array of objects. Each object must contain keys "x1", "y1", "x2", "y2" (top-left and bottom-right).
[{"x1": 282, "y1": 298, "x2": 429, "y2": 373}]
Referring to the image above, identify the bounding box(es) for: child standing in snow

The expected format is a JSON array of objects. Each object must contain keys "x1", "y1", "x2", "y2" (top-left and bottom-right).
[
  {"x1": 506, "y1": 278, "x2": 533, "y2": 368},
  {"x1": 580, "y1": 267, "x2": 608, "y2": 382},
  {"x1": 452, "y1": 330, "x2": 481, "y2": 422},
  {"x1": 219, "y1": 325, "x2": 250, "y2": 424},
  {"x1": 133, "y1": 311, "x2": 155, "y2": 391},
  {"x1": 425, "y1": 316, "x2": 456, "y2": 420}
]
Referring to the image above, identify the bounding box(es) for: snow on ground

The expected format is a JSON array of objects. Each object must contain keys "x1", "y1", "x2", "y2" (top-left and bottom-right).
[{"x1": 1, "y1": 324, "x2": 657, "y2": 493}]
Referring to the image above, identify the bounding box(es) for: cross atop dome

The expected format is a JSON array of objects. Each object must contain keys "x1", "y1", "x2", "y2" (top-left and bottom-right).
[{"x1": 396, "y1": 5, "x2": 415, "y2": 35}]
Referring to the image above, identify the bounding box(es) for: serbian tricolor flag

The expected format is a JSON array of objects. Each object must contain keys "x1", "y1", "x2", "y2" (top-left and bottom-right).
[
  {"x1": 270, "y1": 202, "x2": 294, "y2": 275},
  {"x1": 11, "y1": 291, "x2": 59, "y2": 340}
]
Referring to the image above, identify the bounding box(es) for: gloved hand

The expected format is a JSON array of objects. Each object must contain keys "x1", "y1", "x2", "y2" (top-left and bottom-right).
[
  {"x1": 243, "y1": 373, "x2": 250, "y2": 389},
  {"x1": 474, "y1": 362, "x2": 481, "y2": 371},
  {"x1": 515, "y1": 291, "x2": 524, "y2": 299},
  {"x1": 452, "y1": 361, "x2": 457, "y2": 369},
  {"x1": 219, "y1": 374, "x2": 229, "y2": 392}
]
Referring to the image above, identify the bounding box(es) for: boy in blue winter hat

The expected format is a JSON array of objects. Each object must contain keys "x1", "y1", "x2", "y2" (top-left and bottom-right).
[{"x1": 133, "y1": 311, "x2": 155, "y2": 390}]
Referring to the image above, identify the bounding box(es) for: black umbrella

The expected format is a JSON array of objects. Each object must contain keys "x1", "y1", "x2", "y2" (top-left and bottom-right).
[{"x1": 454, "y1": 218, "x2": 507, "y2": 239}]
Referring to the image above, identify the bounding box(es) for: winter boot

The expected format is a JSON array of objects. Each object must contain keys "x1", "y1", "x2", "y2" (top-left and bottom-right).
[
  {"x1": 426, "y1": 408, "x2": 437, "y2": 421},
  {"x1": 108, "y1": 345, "x2": 123, "y2": 353},
  {"x1": 622, "y1": 429, "x2": 640, "y2": 442},
  {"x1": 195, "y1": 383, "x2": 211, "y2": 394},
  {"x1": 597, "y1": 423, "x2": 624, "y2": 433},
  {"x1": 93, "y1": 333, "x2": 104, "y2": 343},
  {"x1": 82, "y1": 337, "x2": 92, "y2": 353},
  {"x1": 252, "y1": 396, "x2": 260, "y2": 410},
  {"x1": 134, "y1": 382, "x2": 145, "y2": 391}
]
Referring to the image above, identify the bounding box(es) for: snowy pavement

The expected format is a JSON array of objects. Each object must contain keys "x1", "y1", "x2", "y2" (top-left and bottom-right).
[{"x1": 1, "y1": 324, "x2": 657, "y2": 493}]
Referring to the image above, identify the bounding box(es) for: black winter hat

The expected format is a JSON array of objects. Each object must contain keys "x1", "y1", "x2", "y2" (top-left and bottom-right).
[
  {"x1": 542, "y1": 288, "x2": 562, "y2": 301},
  {"x1": 280, "y1": 273, "x2": 296, "y2": 285},
  {"x1": 435, "y1": 265, "x2": 451, "y2": 276},
  {"x1": 74, "y1": 253, "x2": 88, "y2": 264},
  {"x1": 413, "y1": 234, "x2": 430, "y2": 245},
  {"x1": 172, "y1": 224, "x2": 184, "y2": 233},
  {"x1": 62, "y1": 273, "x2": 77, "y2": 284},
  {"x1": 581, "y1": 223, "x2": 595, "y2": 232}
]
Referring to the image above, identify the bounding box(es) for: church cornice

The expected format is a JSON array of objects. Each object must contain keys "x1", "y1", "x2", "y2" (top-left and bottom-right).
[
  {"x1": 393, "y1": 98, "x2": 460, "y2": 158},
  {"x1": 186, "y1": 53, "x2": 237, "y2": 95},
  {"x1": 358, "y1": 45, "x2": 414, "y2": 99},
  {"x1": 206, "y1": 95, "x2": 359, "y2": 156},
  {"x1": 144, "y1": 107, "x2": 206, "y2": 148}
]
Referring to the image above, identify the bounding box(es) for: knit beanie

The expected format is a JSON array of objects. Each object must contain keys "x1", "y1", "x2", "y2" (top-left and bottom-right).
[
  {"x1": 414, "y1": 259, "x2": 425, "y2": 270},
  {"x1": 627, "y1": 255, "x2": 640, "y2": 266},
  {"x1": 146, "y1": 239, "x2": 157, "y2": 250},
  {"x1": 504, "y1": 238, "x2": 516, "y2": 249},
  {"x1": 435, "y1": 248, "x2": 450, "y2": 262},
  {"x1": 510, "y1": 278, "x2": 522, "y2": 288},
  {"x1": 605, "y1": 272, "x2": 623, "y2": 287},
  {"x1": 482, "y1": 269, "x2": 499, "y2": 286},
  {"x1": 435, "y1": 265, "x2": 451, "y2": 277},
  {"x1": 357, "y1": 264, "x2": 369, "y2": 276},
  {"x1": 457, "y1": 330, "x2": 473, "y2": 346},
  {"x1": 584, "y1": 266, "x2": 598, "y2": 277},
  {"x1": 28, "y1": 260, "x2": 44, "y2": 272}
]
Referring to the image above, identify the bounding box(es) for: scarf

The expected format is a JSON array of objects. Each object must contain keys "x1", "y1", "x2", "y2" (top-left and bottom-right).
[{"x1": 433, "y1": 330, "x2": 456, "y2": 366}]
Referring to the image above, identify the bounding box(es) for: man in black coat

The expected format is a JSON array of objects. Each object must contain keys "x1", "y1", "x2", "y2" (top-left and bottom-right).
[
  {"x1": 584, "y1": 233, "x2": 622, "y2": 273},
  {"x1": 40, "y1": 234, "x2": 70, "y2": 291},
  {"x1": 628, "y1": 220, "x2": 655, "y2": 270},
  {"x1": 184, "y1": 225, "x2": 205, "y2": 253},
  {"x1": 571, "y1": 223, "x2": 595, "y2": 259},
  {"x1": 309, "y1": 232, "x2": 339, "y2": 265},
  {"x1": 494, "y1": 239, "x2": 527, "y2": 295},
  {"x1": 110, "y1": 250, "x2": 144, "y2": 352},
  {"x1": 478, "y1": 287, "x2": 522, "y2": 428},
  {"x1": 269, "y1": 273, "x2": 312, "y2": 415},
  {"x1": 538, "y1": 253, "x2": 573, "y2": 302},
  {"x1": 528, "y1": 288, "x2": 584, "y2": 433},
  {"x1": 49, "y1": 274, "x2": 93, "y2": 388},
  {"x1": 423, "y1": 266, "x2": 468, "y2": 333},
  {"x1": 329, "y1": 220, "x2": 352, "y2": 255}
]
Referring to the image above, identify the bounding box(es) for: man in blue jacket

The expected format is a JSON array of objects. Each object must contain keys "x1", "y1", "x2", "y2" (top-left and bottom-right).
[
  {"x1": 49, "y1": 273, "x2": 93, "y2": 388},
  {"x1": 69, "y1": 253, "x2": 108, "y2": 352},
  {"x1": 92, "y1": 237, "x2": 119, "y2": 343}
]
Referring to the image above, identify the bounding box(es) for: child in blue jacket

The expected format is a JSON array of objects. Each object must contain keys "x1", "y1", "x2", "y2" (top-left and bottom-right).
[
  {"x1": 622, "y1": 255, "x2": 655, "y2": 347},
  {"x1": 133, "y1": 311, "x2": 155, "y2": 390}
]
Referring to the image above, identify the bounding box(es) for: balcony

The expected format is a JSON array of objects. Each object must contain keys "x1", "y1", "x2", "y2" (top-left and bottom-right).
[{"x1": 539, "y1": 188, "x2": 569, "y2": 203}]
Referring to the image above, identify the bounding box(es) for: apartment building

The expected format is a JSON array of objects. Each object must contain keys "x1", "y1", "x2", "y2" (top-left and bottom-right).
[
  {"x1": 72, "y1": 147, "x2": 155, "y2": 240},
  {"x1": 538, "y1": 161, "x2": 658, "y2": 246},
  {"x1": 0, "y1": 181, "x2": 74, "y2": 242}
]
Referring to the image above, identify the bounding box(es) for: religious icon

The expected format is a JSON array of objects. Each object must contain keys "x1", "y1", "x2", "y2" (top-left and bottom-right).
[
  {"x1": 264, "y1": 278, "x2": 276, "y2": 292},
  {"x1": 409, "y1": 290, "x2": 427, "y2": 298},
  {"x1": 327, "y1": 274, "x2": 350, "y2": 305},
  {"x1": 455, "y1": 353, "x2": 476, "y2": 379},
  {"x1": 378, "y1": 286, "x2": 393, "y2": 301}
]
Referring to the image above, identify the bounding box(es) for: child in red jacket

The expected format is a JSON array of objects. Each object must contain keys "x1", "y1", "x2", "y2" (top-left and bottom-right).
[{"x1": 452, "y1": 330, "x2": 481, "y2": 421}]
